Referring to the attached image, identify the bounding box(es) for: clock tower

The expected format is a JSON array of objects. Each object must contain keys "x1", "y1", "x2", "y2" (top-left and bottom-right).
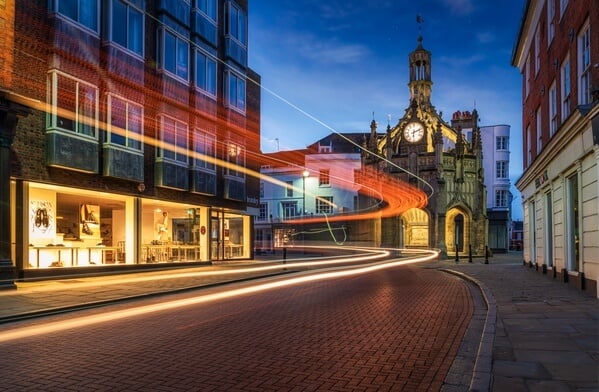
[{"x1": 363, "y1": 34, "x2": 488, "y2": 258}]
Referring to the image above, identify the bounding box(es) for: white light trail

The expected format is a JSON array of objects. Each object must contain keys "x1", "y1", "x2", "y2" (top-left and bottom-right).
[{"x1": 0, "y1": 249, "x2": 438, "y2": 342}]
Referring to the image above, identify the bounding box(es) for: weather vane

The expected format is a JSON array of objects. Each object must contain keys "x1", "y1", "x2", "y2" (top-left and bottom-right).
[{"x1": 416, "y1": 14, "x2": 424, "y2": 36}]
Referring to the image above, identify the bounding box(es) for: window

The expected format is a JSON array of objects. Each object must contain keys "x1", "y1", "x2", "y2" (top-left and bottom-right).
[
  {"x1": 198, "y1": 0, "x2": 217, "y2": 20},
  {"x1": 534, "y1": 27, "x2": 540, "y2": 75},
  {"x1": 536, "y1": 107, "x2": 542, "y2": 153},
  {"x1": 319, "y1": 169, "x2": 330, "y2": 186},
  {"x1": 525, "y1": 56, "x2": 530, "y2": 97},
  {"x1": 159, "y1": 28, "x2": 189, "y2": 81},
  {"x1": 260, "y1": 182, "x2": 264, "y2": 198},
  {"x1": 192, "y1": 130, "x2": 216, "y2": 170},
  {"x1": 228, "y1": 1, "x2": 247, "y2": 45},
  {"x1": 195, "y1": 50, "x2": 217, "y2": 96},
  {"x1": 110, "y1": 0, "x2": 143, "y2": 56},
  {"x1": 258, "y1": 203, "x2": 267, "y2": 221},
  {"x1": 56, "y1": 0, "x2": 99, "y2": 32},
  {"x1": 579, "y1": 23, "x2": 591, "y2": 105},
  {"x1": 496, "y1": 136, "x2": 508, "y2": 150},
  {"x1": 225, "y1": 71, "x2": 246, "y2": 111},
  {"x1": 547, "y1": 0, "x2": 555, "y2": 44},
  {"x1": 316, "y1": 196, "x2": 334, "y2": 214},
  {"x1": 496, "y1": 161, "x2": 508, "y2": 179},
  {"x1": 281, "y1": 201, "x2": 297, "y2": 219},
  {"x1": 549, "y1": 81, "x2": 557, "y2": 136},
  {"x1": 286, "y1": 181, "x2": 293, "y2": 197},
  {"x1": 559, "y1": 0, "x2": 568, "y2": 18},
  {"x1": 226, "y1": 141, "x2": 245, "y2": 178},
  {"x1": 107, "y1": 94, "x2": 142, "y2": 150},
  {"x1": 159, "y1": 115, "x2": 188, "y2": 164},
  {"x1": 526, "y1": 125, "x2": 532, "y2": 166},
  {"x1": 561, "y1": 57, "x2": 571, "y2": 119},
  {"x1": 495, "y1": 190, "x2": 508, "y2": 208},
  {"x1": 49, "y1": 70, "x2": 98, "y2": 138}
]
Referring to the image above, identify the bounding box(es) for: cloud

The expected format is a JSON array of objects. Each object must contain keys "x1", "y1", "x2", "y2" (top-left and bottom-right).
[
  {"x1": 440, "y1": 0, "x2": 475, "y2": 16},
  {"x1": 287, "y1": 33, "x2": 371, "y2": 65}
]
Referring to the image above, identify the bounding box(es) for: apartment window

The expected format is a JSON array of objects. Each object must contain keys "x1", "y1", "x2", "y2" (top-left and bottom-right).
[
  {"x1": 195, "y1": 50, "x2": 217, "y2": 96},
  {"x1": 549, "y1": 81, "x2": 557, "y2": 136},
  {"x1": 259, "y1": 182, "x2": 264, "y2": 198},
  {"x1": 536, "y1": 107, "x2": 542, "y2": 153},
  {"x1": 319, "y1": 169, "x2": 330, "y2": 186},
  {"x1": 159, "y1": 115, "x2": 188, "y2": 164},
  {"x1": 526, "y1": 125, "x2": 532, "y2": 166},
  {"x1": 547, "y1": 0, "x2": 555, "y2": 44},
  {"x1": 159, "y1": 28, "x2": 189, "y2": 81},
  {"x1": 228, "y1": 1, "x2": 247, "y2": 45},
  {"x1": 316, "y1": 196, "x2": 334, "y2": 214},
  {"x1": 496, "y1": 161, "x2": 508, "y2": 179},
  {"x1": 495, "y1": 190, "x2": 508, "y2": 208},
  {"x1": 226, "y1": 141, "x2": 245, "y2": 178},
  {"x1": 579, "y1": 23, "x2": 591, "y2": 105},
  {"x1": 192, "y1": 130, "x2": 216, "y2": 170},
  {"x1": 107, "y1": 94, "x2": 142, "y2": 150},
  {"x1": 281, "y1": 201, "x2": 297, "y2": 219},
  {"x1": 258, "y1": 203, "x2": 267, "y2": 221},
  {"x1": 561, "y1": 57, "x2": 571, "y2": 119},
  {"x1": 198, "y1": 0, "x2": 217, "y2": 20},
  {"x1": 286, "y1": 181, "x2": 293, "y2": 197},
  {"x1": 49, "y1": 70, "x2": 98, "y2": 138},
  {"x1": 525, "y1": 56, "x2": 530, "y2": 97},
  {"x1": 534, "y1": 27, "x2": 540, "y2": 75},
  {"x1": 110, "y1": 0, "x2": 143, "y2": 56},
  {"x1": 225, "y1": 71, "x2": 246, "y2": 111},
  {"x1": 496, "y1": 136, "x2": 508, "y2": 150},
  {"x1": 559, "y1": 0, "x2": 568, "y2": 18},
  {"x1": 56, "y1": 0, "x2": 99, "y2": 32}
]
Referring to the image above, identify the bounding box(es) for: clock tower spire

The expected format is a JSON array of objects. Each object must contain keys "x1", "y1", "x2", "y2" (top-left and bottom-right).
[{"x1": 408, "y1": 34, "x2": 432, "y2": 105}]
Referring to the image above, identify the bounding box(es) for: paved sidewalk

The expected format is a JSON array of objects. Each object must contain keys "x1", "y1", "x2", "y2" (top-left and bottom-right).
[
  {"x1": 0, "y1": 251, "x2": 597, "y2": 391},
  {"x1": 430, "y1": 252, "x2": 599, "y2": 391}
]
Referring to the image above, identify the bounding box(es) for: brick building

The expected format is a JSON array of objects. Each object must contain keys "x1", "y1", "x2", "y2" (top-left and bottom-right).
[
  {"x1": 512, "y1": 0, "x2": 598, "y2": 296},
  {"x1": 0, "y1": 0, "x2": 260, "y2": 282}
]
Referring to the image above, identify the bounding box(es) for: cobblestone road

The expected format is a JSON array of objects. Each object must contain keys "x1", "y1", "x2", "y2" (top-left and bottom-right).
[{"x1": 0, "y1": 265, "x2": 472, "y2": 391}]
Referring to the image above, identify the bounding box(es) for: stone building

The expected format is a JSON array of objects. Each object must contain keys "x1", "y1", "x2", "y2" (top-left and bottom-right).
[{"x1": 363, "y1": 36, "x2": 488, "y2": 257}]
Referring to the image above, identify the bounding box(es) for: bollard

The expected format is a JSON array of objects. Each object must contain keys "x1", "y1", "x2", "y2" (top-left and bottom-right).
[
  {"x1": 283, "y1": 247, "x2": 287, "y2": 263},
  {"x1": 468, "y1": 244, "x2": 473, "y2": 263},
  {"x1": 484, "y1": 245, "x2": 489, "y2": 264},
  {"x1": 455, "y1": 246, "x2": 459, "y2": 263}
]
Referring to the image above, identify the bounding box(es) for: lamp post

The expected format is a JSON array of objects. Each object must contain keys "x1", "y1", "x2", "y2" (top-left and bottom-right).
[{"x1": 302, "y1": 169, "x2": 309, "y2": 251}]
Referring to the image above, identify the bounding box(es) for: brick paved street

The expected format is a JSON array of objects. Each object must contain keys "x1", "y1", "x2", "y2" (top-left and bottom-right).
[{"x1": 0, "y1": 265, "x2": 473, "y2": 391}]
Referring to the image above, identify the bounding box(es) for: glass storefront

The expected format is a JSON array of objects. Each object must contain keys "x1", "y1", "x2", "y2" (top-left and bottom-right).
[{"x1": 22, "y1": 182, "x2": 251, "y2": 269}]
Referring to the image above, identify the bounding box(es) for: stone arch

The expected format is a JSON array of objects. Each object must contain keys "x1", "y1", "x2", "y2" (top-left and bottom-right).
[
  {"x1": 401, "y1": 208, "x2": 430, "y2": 247},
  {"x1": 445, "y1": 205, "x2": 473, "y2": 255}
]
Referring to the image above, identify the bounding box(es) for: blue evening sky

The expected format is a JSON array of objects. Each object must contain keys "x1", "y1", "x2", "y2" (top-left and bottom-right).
[{"x1": 248, "y1": 0, "x2": 525, "y2": 219}]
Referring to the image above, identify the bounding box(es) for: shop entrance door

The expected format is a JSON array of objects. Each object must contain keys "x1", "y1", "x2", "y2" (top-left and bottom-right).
[{"x1": 210, "y1": 211, "x2": 223, "y2": 261}]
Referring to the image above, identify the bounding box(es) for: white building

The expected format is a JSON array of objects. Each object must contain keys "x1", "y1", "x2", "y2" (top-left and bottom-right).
[
  {"x1": 512, "y1": 0, "x2": 598, "y2": 296},
  {"x1": 452, "y1": 111, "x2": 513, "y2": 252}
]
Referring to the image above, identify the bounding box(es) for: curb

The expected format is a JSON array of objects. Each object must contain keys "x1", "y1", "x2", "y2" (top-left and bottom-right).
[{"x1": 441, "y1": 269, "x2": 497, "y2": 392}]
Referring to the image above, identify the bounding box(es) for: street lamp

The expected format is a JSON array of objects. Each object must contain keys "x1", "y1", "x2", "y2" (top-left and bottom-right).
[
  {"x1": 302, "y1": 169, "x2": 310, "y2": 216},
  {"x1": 302, "y1": 169, "x2": 309, "y2": 252}
]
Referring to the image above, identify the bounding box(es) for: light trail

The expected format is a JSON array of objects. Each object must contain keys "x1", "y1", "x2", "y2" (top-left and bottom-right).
[
  {"x1": 4, "y1": 246, "x2": 388, "y2": 293},
  {"x1": 0, "y1": 249, "x2": 439, "y2": 342}
]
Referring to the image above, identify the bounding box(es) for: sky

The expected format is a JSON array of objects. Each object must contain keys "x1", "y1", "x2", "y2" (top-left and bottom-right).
[{"x1": 247, "y1": 0, "x2": 526, "y2": 220}]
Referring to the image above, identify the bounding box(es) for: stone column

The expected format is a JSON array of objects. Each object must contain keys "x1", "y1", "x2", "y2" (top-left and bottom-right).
[{"x1": 0, "y1": 94, "x2": 31, "y2": 289}]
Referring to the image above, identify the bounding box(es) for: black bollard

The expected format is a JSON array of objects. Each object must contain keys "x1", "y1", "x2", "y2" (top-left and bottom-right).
[
  {"x1": 283, "y1": 247, "x2": 287, "y2": 263},
  {"x1": 468, "y1": 244, "x2": 473, "y2": 263},
  {"x1": 484, "y1": 245, "x2": 489, "y2": 264},
  {"x1": 455, "y1": 244, "x2": 459, "y2": 263}
]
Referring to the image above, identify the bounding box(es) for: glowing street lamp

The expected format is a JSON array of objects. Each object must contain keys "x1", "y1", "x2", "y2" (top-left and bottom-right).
[{"x1": 302, "y1": 169, "x2": 310, "y2": 216}]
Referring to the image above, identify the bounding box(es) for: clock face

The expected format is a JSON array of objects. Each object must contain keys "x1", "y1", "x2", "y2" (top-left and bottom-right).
[{"x1": 404, "y1": 122, "x2": 424, "y2": 142}]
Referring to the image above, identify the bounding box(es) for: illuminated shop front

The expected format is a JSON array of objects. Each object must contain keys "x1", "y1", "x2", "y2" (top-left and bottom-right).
[{"x1": 21, "y1": 182, "x2": 251, "y2": 271}]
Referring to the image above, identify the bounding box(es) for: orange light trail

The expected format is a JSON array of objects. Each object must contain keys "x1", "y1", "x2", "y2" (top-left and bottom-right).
[{"x1": 0, "y1": 248, "x2": 438, "y2": 343}]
